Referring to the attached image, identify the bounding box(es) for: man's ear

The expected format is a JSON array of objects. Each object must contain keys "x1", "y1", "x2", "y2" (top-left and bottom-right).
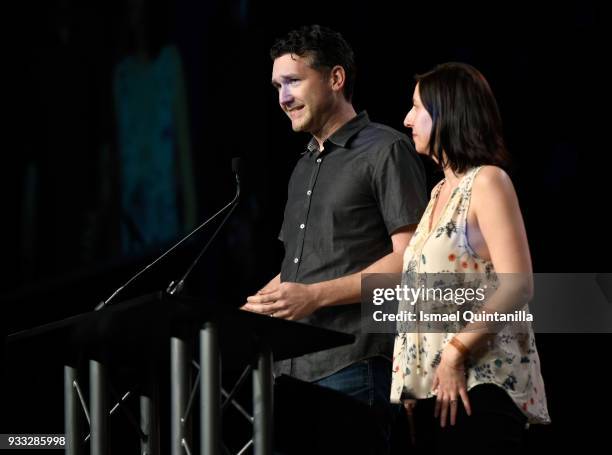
[{"x1": 329, "y1": 65, "x2": 346, "y2": 94}]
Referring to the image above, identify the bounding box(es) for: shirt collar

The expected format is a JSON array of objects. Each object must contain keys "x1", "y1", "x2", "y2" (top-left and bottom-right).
[{"x1": 303, "y1": 111, "x2": 370, "y2": 154}]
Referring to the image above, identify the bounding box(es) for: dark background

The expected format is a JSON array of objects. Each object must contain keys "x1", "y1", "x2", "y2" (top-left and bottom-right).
[{"x1": 2, "y1": 0, "x2": 608, "y2": 452}]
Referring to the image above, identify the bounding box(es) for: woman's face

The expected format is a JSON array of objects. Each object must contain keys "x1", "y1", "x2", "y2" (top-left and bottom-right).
[{"x1": 403, "y1": 83, "x2": 433, "y2": 155}]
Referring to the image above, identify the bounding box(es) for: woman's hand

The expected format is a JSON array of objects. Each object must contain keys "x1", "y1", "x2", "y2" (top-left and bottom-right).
[{"x1": 432, "y1": 345, "x2": 472, "y2": 427}]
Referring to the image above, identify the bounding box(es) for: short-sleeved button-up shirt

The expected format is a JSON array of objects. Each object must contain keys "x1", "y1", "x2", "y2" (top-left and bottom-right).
[{"x1": 277, "y1": 111, "x2": 427, "y2": 381}]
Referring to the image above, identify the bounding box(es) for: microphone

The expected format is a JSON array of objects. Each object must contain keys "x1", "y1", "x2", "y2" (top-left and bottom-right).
[
  {"x1": 95, "y1": 158, "x2": 242, "y2": 311},
  {"x1": 166, "y1": 157, "x2": 242, "y2": 295}
]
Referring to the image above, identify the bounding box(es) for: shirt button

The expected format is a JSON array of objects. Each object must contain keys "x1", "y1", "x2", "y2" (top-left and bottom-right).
[
  {"x1": 293, "y1": 257, "x2": 299, "y2": 263},
  {"x1": 300, "y1": 223, "x2": 305, "y2": 229},
  {"x1": 306, "y1": 190, "x2": 312, "y2": 196},
  {"x1": 316, "y1": 158, "x2": 322, "y2": 163}
]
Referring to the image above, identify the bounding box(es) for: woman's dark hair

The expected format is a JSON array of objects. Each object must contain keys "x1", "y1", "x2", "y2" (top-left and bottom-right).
[
  {"x1": 416, "y1": 62, "x2": 509, "y2": 173},
  {"x1": 116, "y1": 0, "x2": 173, "y2": 60},
  {"x1": 270, "y1": 25, "x2": 356, "y2": 101}
]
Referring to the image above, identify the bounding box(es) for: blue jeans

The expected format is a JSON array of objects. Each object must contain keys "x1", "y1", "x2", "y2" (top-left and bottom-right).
[{"x1": 314, "y1": 357, "x2": 393, "y2": 454}]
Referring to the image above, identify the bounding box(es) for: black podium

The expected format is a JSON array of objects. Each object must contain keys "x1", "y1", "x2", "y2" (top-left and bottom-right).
[{"x1": 7, "y1": 292, "x2": 354, "y2": 455}]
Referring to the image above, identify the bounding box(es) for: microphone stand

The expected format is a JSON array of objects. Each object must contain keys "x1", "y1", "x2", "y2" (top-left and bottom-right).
[
  {"x1": 95, "y1": 163, "x2": 241, "y2": 311},
  {"x1": 166, "y1": 172, "x2": 241, "y2": 295}
]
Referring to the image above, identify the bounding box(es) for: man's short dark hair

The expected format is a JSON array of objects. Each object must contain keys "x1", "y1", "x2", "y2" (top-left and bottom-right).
[{"x1": 270, "y1": 25, "x2": 356, "y2": 101}]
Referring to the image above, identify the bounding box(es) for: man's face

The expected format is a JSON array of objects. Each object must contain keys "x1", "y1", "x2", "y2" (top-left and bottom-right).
[{"x1": 271, "y1": 53, "x2": 334, "y2": 135}]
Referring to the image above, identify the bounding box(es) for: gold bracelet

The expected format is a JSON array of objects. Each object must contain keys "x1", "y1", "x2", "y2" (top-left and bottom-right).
[{"x1": 449, "y1": 337, "x2": 470, "y2": 358}]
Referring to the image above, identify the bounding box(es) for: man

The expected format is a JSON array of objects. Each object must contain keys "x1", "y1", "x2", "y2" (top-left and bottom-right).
[{"x1": 243, "y1": 25, "x2": 427, "y2": 451}]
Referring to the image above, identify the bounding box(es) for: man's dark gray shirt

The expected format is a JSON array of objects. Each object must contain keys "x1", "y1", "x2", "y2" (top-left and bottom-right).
[{"x1": 277, "y1": 111, "x2": 427, "y2": 382}]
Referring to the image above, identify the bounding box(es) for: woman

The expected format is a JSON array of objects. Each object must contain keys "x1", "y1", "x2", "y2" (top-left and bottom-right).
[
  {"x1": 391, "y1": 62, "x2": 550, "y2": 452},
  {"x1": 112, "y1": 0, "x2": 197, "y2": 256}
]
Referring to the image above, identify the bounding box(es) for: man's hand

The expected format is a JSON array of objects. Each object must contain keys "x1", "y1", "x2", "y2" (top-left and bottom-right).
[{"x1": 242, "y1": 282, "x2": 321, "y2": 320}]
